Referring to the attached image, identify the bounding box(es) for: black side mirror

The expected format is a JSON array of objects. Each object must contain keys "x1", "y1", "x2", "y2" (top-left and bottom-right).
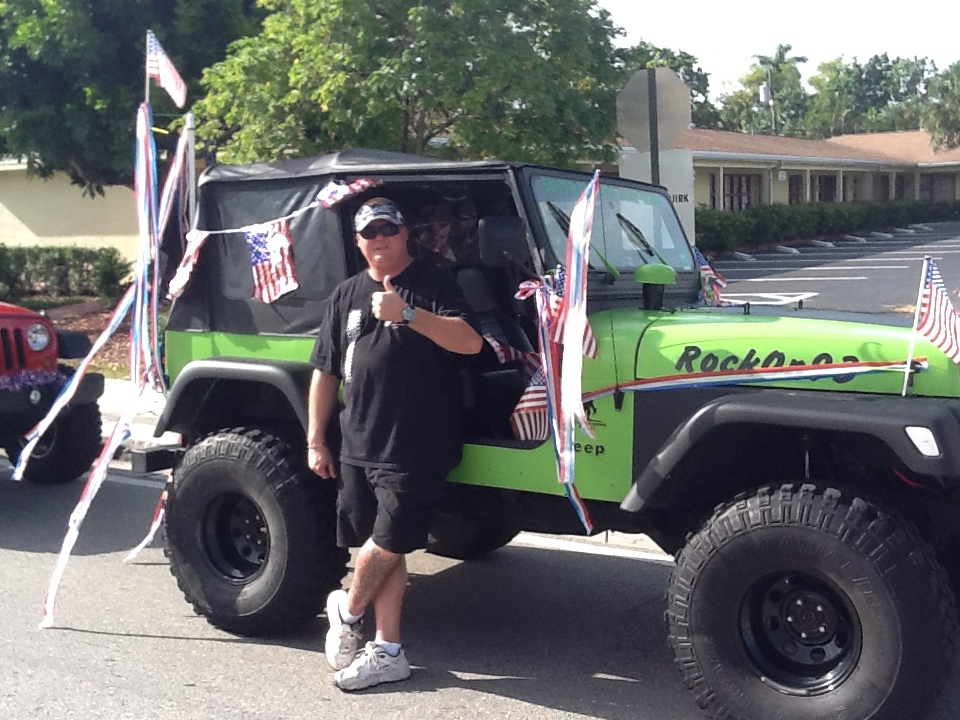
[{"x1": 478, "y1": 216, "x2": 528, "y2": 268}]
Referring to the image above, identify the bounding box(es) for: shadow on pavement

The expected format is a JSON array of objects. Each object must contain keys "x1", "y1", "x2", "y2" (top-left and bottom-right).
[
  {"x1": 0, "y1": 461, "x2": 165, "y2": 555},
  {"x1": 334, "y1": 545, "x2": 693, "y2": 720}
]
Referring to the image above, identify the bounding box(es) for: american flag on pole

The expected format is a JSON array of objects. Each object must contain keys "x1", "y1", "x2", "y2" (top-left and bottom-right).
[
  {"x1": 548, "y1": 268, "x2": 598, "y2": 358},
  {"x1": 243, "y1": 220, "x2": 299, "y2": 303},
  {"x1": 146, "y1": 30, "x2": 187, "y2": 108},
  {"x1": 692, "y1": 246, "x2": 727, "y2": 306},
  {"x1": 916, "y1": 258, "x2": 960, "y2": 364},
  {"x1": 482, "y1": 334, "x2": 541, "y2": 378},
  {"x1": 509, "y1": 368, "x2": 549, "y2": 441}
]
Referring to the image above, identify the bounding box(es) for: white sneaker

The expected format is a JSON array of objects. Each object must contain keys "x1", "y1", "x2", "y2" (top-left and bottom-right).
[
  {"x1": 324, "y1": 590, "x2": 363, "y2": 670},
  {"x1": 333, "y1": 642, "x2": 412, "y2": 691}
]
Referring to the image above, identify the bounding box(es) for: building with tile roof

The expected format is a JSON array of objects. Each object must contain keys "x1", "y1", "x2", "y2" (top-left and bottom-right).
[{"x1": 671, "y1": 128, "x2": 960, "y2": 211}]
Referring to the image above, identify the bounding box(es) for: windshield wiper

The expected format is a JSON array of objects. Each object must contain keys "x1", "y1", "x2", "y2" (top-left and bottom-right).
[
  {"x1": 546, "y1": 202, "x2": 620, "y2": 281},
  {"x1": 616, "y1": 213, "x2": 668, "y2": 266}
]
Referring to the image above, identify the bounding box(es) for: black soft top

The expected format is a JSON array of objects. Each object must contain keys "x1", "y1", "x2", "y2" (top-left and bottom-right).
[{"x1": 198, "y1": 148, "x2": 516, "y2": 186}]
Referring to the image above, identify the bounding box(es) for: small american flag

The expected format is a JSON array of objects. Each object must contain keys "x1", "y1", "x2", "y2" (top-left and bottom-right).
[
  {"x1": 917, "y1": 258, "x2": 960, "y2": 364},
  {"x1": 146, "y1": 30, "x2": 187, "y2": 108},
  {"x1": 243, "y1": 220, "x2": 299, "y2": 303},
  {"x1": 510, "y1": 368, "x2": 549, "y2": 441},
  {"x1": 547, "y1": 269, "x2": 598, "y2": 359},
  {"x1": 316, "y1": 178, "x2": 382, "y2": 208},
  {"x1": 482, "y1": 334, "x2": 541, "y2": 378},
  {"x1": 693, "y1": 246, "x2": 727, "y2": 306}
]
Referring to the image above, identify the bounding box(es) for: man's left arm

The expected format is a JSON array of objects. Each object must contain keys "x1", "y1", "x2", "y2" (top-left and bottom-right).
[{"x1": 406, "y1": 309, "x2": 482, "y2": 355}]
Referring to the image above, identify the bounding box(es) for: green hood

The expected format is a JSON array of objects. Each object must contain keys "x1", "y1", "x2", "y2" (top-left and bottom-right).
[{"x1": 620, "y1": 309, "x2": 960, "y2": 397}]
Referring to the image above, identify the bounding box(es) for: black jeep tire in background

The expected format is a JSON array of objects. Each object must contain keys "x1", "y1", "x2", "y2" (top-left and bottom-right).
[
  {"x1": 427, "y1": 512, "x2": 520, "y2": 560},
  {"x1": 5, "y1": 402, "x2": 102, "y2": 484},
  {"x1": 165, "y1": 427, "x2": 348, "y2": 637},
  {"x1": 667, "y1": 483, "x2": 958, "y2": 720}
]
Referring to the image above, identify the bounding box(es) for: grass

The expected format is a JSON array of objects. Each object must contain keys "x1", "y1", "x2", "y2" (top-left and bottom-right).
[
  {"x1": 12, "y1": 295, "x2": 99, "y2": 311},
  {"x1": 88, "y1": 360, "x2": 132, "y2": 380}
]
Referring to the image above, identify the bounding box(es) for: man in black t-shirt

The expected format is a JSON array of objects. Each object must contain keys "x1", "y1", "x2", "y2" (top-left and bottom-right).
[{"x1": 307, "y1": 197, "x2": 482, "y2": 691}]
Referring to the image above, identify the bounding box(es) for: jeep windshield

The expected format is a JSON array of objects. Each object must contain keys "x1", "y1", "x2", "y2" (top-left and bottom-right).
[{"x1": 529, "y1": 172, "x2": 694, "y2": 275}]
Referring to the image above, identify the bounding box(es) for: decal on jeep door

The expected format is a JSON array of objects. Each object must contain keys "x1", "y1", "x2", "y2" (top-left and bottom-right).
[{"x1": 675, "y1": 345, "x2": 861, "y2": 384}]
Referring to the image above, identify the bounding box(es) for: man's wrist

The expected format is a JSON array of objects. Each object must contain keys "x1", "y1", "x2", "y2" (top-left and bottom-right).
[{"x1": 308, "y1": 441, "x2": 326, "y2": 449}]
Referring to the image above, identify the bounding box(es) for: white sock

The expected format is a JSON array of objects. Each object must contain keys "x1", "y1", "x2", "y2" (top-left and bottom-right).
[
  {"x1": 378, "y1": 641, "x2": 401, "y2": 657},
  {"x1": 339, "y1": 597, "x2": 362, "y2": 625}
]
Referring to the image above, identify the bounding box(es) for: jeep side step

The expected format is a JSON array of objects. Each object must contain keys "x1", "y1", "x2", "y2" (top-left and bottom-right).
[{"x1": 130, "y1": 444, "x2": 184, "y2": 473}]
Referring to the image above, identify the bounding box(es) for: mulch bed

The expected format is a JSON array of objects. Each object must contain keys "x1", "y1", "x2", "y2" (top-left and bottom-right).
[{"x1": 44, "y1": 300, "x2": 133, "y2": 374}]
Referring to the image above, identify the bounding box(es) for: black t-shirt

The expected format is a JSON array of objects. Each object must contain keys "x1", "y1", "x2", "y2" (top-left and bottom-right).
[{"x1": 309, "y1": 259, "x2": 474, "y2": 472}]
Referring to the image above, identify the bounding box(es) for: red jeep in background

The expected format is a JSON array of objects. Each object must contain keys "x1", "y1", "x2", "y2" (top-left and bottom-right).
[{"x1": 0, "y1": 301, "x2": 103, "y2": 483}]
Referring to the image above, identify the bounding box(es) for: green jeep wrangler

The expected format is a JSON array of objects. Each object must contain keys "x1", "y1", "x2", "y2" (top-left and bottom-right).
[{"x1": 150, "y1": 149, "x2": 958, "y2": 720}]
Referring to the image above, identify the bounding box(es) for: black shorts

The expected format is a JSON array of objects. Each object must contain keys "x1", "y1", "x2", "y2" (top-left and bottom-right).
[{"x1": 337, "y1": 463, "x2": 446, "y2": 554}]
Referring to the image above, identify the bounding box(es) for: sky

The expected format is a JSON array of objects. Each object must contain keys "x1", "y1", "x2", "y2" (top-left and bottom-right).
[{"x1": 597, "y1": 0, "x2": 959, "y2": 99}]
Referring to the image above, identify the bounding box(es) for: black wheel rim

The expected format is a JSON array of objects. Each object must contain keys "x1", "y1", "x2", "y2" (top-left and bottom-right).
[
  {"x1": 740, "y1": 571, "x2": 862, "y2": 695},
  {"x1": 202, "y1": 492, "x2": 270, "y2": 581}
]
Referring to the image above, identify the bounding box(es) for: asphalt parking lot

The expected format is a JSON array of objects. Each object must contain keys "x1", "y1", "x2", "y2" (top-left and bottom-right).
[{"x1": 710, "y1": 221, "x2": 960, "y2": 313}]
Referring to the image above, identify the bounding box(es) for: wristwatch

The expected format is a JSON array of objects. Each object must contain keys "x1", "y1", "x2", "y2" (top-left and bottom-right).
[{"x1": 400, "y1": 305, "x2": 417, "y2": 324}]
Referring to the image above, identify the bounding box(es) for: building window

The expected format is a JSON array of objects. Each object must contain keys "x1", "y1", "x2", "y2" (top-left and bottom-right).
[
  {"x1": 788, "y1": 175, "x2": 804, "y2": 204},
  {"x1": 723, "y1": 174, "x2": 760, "y2": 211},
  {"x1": 875, "y1": 174, "x2": 890, "y2": 201},
  {"x1": 894, "y1": 174, "x2": 906, "y2": 200},
  {"x1": 709, "y1": 173, "x2": 717, "y2": 209},
  {"x1": 817, "y1": 175, "x2": 837, "y2": 202},
  {"x1": 845, "y1": 176, "x2": 859, "y2": 201},
  {"x1": 920, "y1": 174, "x2": 957, "y2": 204}
]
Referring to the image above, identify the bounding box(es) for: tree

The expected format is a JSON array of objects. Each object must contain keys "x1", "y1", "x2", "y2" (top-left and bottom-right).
[
  {"x1": 0, "y1": 0, "x2": 264, "y2": 193},
  {"x1": 805, "y1": 57, "x2": 861, "y2": 137},
  {"x1": 195, "y1": 0, "x2": 627, "y2": 168},
  {"x1": 718, "y1": 43, "x2": 809, "y2": 136},
  {"x1": 924, "y1": 61, "x2": 960, "y2": 150},
  {"x1": 804, "y1": 54, "x2": 936, "y2": 137},
  {"x1": 619, "y1": 41, "x2": 720, "y2": 128}
]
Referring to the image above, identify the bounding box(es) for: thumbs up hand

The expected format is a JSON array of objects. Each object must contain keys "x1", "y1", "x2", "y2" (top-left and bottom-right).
[{"x1": 372, "y1": 275, "x2": 406, "y2": 323}]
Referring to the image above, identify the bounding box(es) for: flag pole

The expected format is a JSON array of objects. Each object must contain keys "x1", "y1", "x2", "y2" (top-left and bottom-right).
[
  {"x1": 901, "y1": 255, "x2": 930, "y2": 396},
  {"x1": 185, "y1": 113, "x2": 197, "y2": 230},
  {"x1": 144, "y1": 30, "x2": 151, "y2": 105}
]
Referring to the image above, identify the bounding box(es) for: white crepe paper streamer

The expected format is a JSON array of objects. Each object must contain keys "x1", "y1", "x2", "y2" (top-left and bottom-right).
[{"x1": 38, "y1": 390, "x2": 144, "y2": 628}]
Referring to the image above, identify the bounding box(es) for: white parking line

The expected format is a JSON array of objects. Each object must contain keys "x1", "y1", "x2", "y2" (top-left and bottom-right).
[
  {"x1": 731, "y1": 276, "x2": 867, "y2": 282},
  {"x1": 722, "y1": 292, "x2": 819, "y2": 305},
  {"x1": 721, "y1": 265, "x2": 908, "y2": 271}
]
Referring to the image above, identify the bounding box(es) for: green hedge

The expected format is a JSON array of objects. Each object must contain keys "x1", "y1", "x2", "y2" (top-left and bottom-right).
[
  {"x1": 0, "y1": 245, "x2": 131, "y2": 301},
  {"x1": 695, "y1": 201, "x2": 960, "y2": 253}
]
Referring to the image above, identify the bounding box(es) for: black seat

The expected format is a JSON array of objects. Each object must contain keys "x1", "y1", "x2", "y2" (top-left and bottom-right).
[
  {"x1": 455, "y1": 267, "x2": 534, "y2": 355},
  {"x1": 455, "y1": 267, "x2": 532, "y2": 438}
]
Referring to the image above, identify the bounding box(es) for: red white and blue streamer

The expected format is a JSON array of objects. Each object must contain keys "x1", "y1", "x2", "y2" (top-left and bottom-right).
[
  {"x1": 29, "y1": 102, "x2": 191, "y2": 626},
  {"x1": 512, "y1": 174, "x2": 601, "y2": 534},
  {"x1": 581, "y1": 358, "x2": 924, "y2": 404}
]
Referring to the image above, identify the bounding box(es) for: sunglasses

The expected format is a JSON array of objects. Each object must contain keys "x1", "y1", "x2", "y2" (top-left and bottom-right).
[{"x1": 358, "y1": 223, "x2": 401, "y2": 240}]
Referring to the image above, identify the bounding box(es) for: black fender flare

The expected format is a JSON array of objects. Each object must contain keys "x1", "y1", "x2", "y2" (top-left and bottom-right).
[
  {"x1": 621, "y1": 390, "x2": 960, "y2": 512},
  {"x1": 155, "y1": 358, "x2": 315, "y2": 437},
  {"x1": 55, "y1": 329, "x2": 93, "y2": 359}
]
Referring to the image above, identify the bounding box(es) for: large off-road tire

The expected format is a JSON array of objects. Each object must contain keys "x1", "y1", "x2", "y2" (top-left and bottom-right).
[
  {"x1": 426, "y1": 512, "x2": 519, "y2": 560},
  {"x1": 164, "y1": 427, "x2": 348, "y2": 637},
  {"x1": 6, "y1": 402, "x2": 102, "y2": 484},
  {"x1": 668, "y1": 483, "x2": 957, "y2": 720}
]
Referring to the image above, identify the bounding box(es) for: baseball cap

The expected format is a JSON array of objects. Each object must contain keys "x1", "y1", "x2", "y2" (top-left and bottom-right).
[{"x1": 354, "y1": 201, "x2": 405, "y2": 232}]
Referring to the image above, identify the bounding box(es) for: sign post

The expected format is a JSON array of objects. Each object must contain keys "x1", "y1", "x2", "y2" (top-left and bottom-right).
[{"x1": 617, "y1": 69, "x2": 696, "y2": 242}]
